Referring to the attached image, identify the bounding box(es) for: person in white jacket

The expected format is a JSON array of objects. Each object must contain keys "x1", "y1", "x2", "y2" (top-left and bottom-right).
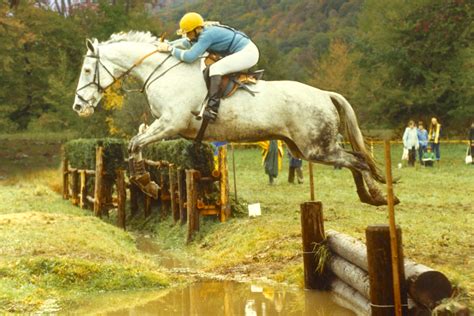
[{"x1": 403, "y1": 120, "x2": 420, "y2": 167}]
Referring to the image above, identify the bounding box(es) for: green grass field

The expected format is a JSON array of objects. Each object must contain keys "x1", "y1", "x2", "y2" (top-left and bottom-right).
[
  {"x1": 0, "y1": 136, "x2": 472, "y2": 311},
  {"x1": 153, "y1": 142, "x2": 473, "y2": 302}
]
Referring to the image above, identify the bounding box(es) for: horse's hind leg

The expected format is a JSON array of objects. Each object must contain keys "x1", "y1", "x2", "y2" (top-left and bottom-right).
[{"x1": 306, "y1": 148, "x2": 386, "y2": 206}]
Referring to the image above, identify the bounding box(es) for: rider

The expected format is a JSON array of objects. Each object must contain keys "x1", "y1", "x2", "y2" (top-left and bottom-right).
[{"x1": 157, "y1": 12, "x2": 259, "y2": 122}]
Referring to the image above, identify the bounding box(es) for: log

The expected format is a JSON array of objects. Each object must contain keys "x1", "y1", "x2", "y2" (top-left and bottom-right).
[
  {"x1": 218, "y1": 146, "x2": 230, "y2": 221},
  {"x1": 366, "y1": 225, "x2": 408, "y2": 316},
  {"x1": 300, "y1": 201, "x2": 330, "y2": 290},
  {"x1": 330, "y1": 278, "x2": 371, "y2": 316},
  {"x1": 327, "y1": 229, "x2": 453, "y2": 309},
  {"x1": 327, "y1": 255, "x2": 370, "y2": 298},
  {"x1": 93, "y1": 146, "x2": 104, "y2": 217},
  {"x1": 116, "y1": 169, "x2": 126, "y2": 230},
  {"x1": 326, "y1": 229, "x2": 368, "y2": 270},
  {"x1": 404, "y1": 260, "x2": 452, "y2": 309}
]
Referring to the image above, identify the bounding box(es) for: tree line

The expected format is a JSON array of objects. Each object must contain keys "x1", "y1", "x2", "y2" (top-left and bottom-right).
[{"x1": 0, "y1": 0, "x2": 472, "y2": 137}]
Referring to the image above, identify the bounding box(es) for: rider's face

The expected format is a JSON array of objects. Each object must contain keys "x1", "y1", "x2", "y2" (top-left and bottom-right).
[{"x1": 186, "y1": 27, "x2": 202, "y2": 42}]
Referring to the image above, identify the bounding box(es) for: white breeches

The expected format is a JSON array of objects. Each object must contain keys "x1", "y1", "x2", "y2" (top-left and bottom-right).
[{"x1": 209, "y1": 41, "x2": 260, "y2": 76}]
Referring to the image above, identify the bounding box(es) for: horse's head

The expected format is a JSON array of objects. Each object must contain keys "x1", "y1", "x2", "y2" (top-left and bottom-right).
[{"x1": 73, "y1": 38, "x2": 114, "y2": 117}]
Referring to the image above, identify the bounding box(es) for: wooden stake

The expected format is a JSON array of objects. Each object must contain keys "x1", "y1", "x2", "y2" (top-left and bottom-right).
[
  {"x1": 366, "y1": 225, "x2": 407, "y2": 315},
  {"x1": 93, "y1": 146, "x2": 104, "y2": 217},
  {"x1": 231, "y1": 143, "x2": 238, "y2": 203},
  {"x1": 79, "y1": 170, "x2": 87, "y2": 209},
  {"x1": 62, "y1": 156, "x2": 69, "y2": 200},
  {"x1": 219, "y1": 146, "x2": 230, "y2": 222},
  {"x1": 115, "y1": 169, "x2": 126, "y2": 230},
  {"x1": 300, "y1": 201, "x2": 329, "y2": 289},
  {"x1": 169, "y1": 164, "x2": 179, "y2": 223},
  {"x1": 384, "y1": 140, "x2": 403, "y2": 316},
  {"x1": 129, "y1": 182, "x2": 139, "y2": 217},
  {"x1": 308, "y1": 162, "x2": 315, "y2": 201},
  {"x1": 177, "y1": 168, "x2": 186, "y2": 225},
  {"x1": 144, "y1": 195, "x2": 151, "y2": 218},
  {"x1": 186, "y1": 169, "x2": 199, "y2": 243},
  {"x1": 71, "y1": 169, "x2": 79, "y2": 205}
]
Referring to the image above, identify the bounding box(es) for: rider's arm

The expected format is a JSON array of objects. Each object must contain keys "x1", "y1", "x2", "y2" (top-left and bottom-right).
[
  {"x1": 171, "y1": 31, "x2": 212, "y2": 63},
  {"x1": 169, "y1": 38, "x2": 192, "y2": 49}
]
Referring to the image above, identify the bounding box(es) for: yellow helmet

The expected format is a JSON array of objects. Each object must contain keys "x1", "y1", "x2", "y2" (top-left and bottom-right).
[{"x1": 177, "y1": 12, "x2": 204, "y2": 35}]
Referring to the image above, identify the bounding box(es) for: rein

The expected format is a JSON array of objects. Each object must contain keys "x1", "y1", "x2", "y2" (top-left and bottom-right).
[{"x1": 76, "y1": 47, "x2": 182, "y2": 104}]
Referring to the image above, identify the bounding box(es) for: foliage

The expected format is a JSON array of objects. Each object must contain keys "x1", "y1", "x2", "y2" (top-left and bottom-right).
[
  {"x1": 0, "y1": 0, "x2": 472, "y2": 135},
  {"x1": 64, "y1": 138, "x2": 127, "y2": 176},
  {"x1": 355, "y1": 0, "x2": 473, "y2": 130},
  {"x1": 143, "y1": 139, "x2": 215, "y2": 177}
]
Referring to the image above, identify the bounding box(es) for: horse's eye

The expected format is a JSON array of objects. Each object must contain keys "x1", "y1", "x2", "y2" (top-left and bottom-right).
[{"x1": 84, "y1": 68, "x2": 91, "y2": 74}]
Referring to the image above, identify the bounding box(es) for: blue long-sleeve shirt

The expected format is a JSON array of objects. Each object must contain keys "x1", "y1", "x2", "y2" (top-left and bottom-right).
[
  {"x1": 170, "y1": 25, "x2": 250, "y2": 63},
  {"x1": 417, "y1": 128, "x2": 428, "y2": 147}
]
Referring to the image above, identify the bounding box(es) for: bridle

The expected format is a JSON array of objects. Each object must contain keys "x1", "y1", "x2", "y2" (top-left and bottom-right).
[{"x1": 75, "y1": 46, "x2": 180, "y2": 106}]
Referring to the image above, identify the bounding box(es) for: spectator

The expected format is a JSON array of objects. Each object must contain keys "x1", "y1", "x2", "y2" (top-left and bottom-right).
[
  {"x1": 402, "y1": 120, "x2": 419, "y2": 167},
  {"x1": 428, "y1": 117, "x2": 442, "y2": 161},
  {"x1": 417, "y1": 121, "x2": 428, "y2": 165},
  {"x1": 258, "y1": 140, "x2": 283, "y2": 185},
  {"x1": 288, "y1": 151, "x2": 304, "y2": 184},
  {"x1": 422, "y1": 146, "x2": 436, "y2": 167}
]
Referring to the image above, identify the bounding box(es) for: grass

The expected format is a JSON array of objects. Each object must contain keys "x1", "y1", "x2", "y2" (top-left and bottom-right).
[
  {"x1": 0, "y1": 169, "x2": 174, "y2": 313},
  {"x1": 0, "y1": 136, "x2": 472, "y2": 311},
  {"x1": 150, "y1": 143, "x2": 473, "y2": 305}
]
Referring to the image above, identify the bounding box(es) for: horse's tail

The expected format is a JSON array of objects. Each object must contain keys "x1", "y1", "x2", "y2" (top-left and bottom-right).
[{"x1": 329, "y1": 92, "x2": 385, "y2": 183}]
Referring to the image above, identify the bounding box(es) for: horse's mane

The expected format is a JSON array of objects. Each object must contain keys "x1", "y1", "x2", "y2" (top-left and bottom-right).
[{"x1": 104, "y1": 31, "x2": 159, "y2": 44}]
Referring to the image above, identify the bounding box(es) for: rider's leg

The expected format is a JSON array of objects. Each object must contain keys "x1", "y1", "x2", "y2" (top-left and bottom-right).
[{"x1": 205, "y1": 41, "x2": 259, "y2": 122}]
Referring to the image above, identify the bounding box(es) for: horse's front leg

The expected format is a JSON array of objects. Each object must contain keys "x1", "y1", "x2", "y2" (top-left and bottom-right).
[
  {"x1": 128, "y1": 118, "x2": 179, "y2": 199},
  {"x1": 128, "y1": 118, "x2": 178, "y2": 153}
]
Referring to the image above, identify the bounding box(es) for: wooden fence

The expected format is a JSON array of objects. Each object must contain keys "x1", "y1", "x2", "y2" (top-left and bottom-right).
[{"x1": 62, "y1": 145, "x2": 230, "y2": 242}]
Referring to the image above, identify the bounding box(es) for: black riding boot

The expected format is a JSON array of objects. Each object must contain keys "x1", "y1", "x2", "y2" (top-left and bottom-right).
[{"x1": 203, "y1": 75, "x2": 222, "y2": 122}]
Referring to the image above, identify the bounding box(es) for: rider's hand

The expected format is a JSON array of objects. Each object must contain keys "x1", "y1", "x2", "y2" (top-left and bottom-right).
[{"x1": 156, "y1": 42, "x2": 171, "y2": 53}]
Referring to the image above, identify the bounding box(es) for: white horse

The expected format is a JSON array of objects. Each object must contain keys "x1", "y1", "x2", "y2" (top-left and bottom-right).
[{"x1": 73, "y1": 31, "x2": 394, "y2": 206}]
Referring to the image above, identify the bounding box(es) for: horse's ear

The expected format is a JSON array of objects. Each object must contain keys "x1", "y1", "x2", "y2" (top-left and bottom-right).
[{"x1": 86, "y1": 38, "x2": 96, "y2": 54}]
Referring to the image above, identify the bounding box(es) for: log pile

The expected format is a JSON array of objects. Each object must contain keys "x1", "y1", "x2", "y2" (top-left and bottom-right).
[{"x1": 300, "y1": 202, "x2": 461, "y2": 315}]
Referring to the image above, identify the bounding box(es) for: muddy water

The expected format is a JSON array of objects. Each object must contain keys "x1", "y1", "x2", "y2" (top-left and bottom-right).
[
  {"x1": 70, "y1": 280, "x2": 355, "y2": 315},
  {"x1": 63, "y1": 236, "x2": 356, "y2": 315}
]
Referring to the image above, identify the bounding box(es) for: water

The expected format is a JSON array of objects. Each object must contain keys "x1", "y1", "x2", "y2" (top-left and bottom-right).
[
  {"x1": 65, "y1": 280, "x2": 355, "y2": 315},
  {"x1": 62, "y1": 236, "x2": 355, "y2": 315}
]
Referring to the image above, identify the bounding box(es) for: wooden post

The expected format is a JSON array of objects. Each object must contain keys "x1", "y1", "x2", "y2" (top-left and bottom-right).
[
  {"x1": 129, "y1": 183, "x2": 139, "y2": 217},
  {"x1": 71, "y1": 169, "x2": 79, "y2": 206},
  {"x1": 144, "y1": 195, "x2": 151, "y2": 218},
  {"x1": 116, "y1": 169, "x2": 126, "y2": 230},
  {"x1": 231, "y1": 143, "x2": 238, "y2": 203},
  {"x1": 186, "y1": 169, "x2": 199, "y2": 243},
  {"x1": 169, "y1": 164, "x2": 179, "y2": 223},
  {"x1": 62, "y1": 156, "x2": 69, "y2": 200},
  {"x1": 300, "y1": 201, "x2": 329, "y2": 289},
  {"x1": 93, "y1": 146, "x2": 104, "y2": 217},
  {"x1": 308, "y1": 162, "x2": 315, "y2": 201},
  {"x1": 366, "y1": 225, "x2": 408, "y2": 316},
  {"x1": 384, "y1": 140, "x2": 404, "y2": 316},
  {"x1": 79, "y1": 170, "x2": 87, "y2": 209},
  {"x1": 219, "y1": 146, "x2": 230, "y2": 222},
  {"x1": 177, "y1": 167, "x2": 186, "y2": 225}
]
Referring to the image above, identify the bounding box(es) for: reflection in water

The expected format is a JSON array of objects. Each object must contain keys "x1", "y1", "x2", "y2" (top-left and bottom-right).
[{"x1": 66, "y1": 281, "x2": 355, "y2": 315}]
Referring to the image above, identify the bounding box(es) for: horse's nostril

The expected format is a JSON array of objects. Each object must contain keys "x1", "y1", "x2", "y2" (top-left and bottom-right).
[{"x1": 73, "y1": 104, "x2": 82, "y2": 111}]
